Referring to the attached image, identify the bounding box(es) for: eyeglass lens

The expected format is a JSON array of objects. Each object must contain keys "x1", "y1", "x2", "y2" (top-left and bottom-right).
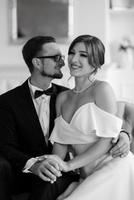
[
  {"x1": 36, "y1": 55, "x2": 65, "y2": 62},
  {"x1": 55, "y1": 55, "x2": 65, "y2": 62}
]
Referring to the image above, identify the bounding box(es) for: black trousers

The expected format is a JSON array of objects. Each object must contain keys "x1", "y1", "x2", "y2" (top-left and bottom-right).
[{"x1": 0, "y1": 157, "x2": 79, "y2": 200}]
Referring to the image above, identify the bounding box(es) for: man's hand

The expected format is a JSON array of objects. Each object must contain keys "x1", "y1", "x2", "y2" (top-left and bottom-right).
[
  {"x1": 29, "y1": 157, "x2": 62, "y2": 183},
  {"x1": 110, "y1": 132, "x2": 130, "y2": 158},
  {"x1": 43, "y1": 155, "x2": 69, "y2": 172}
]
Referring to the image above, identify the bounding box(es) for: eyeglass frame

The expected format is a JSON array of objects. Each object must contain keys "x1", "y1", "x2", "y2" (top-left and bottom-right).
[{"x1": 36, "y1": 55, "x2": 65, "y2": 62}]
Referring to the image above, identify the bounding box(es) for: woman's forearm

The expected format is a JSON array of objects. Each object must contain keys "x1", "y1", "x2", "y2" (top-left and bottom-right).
[
  {"x1": 67, "y1": 138, "x2": 112, "y2": 172},
  {"x1": 52, "y1": 143, "x2": 68, "y2": 160}
]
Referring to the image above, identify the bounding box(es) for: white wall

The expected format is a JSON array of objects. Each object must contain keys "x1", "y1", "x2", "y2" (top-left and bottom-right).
[
  {"x1": 0, "y1": 0, "x2": 109, "y2": 93},
  {"x1": 73, "y1": 0, "x2": 106, "y2": 44},
  {"x1": 0, "y1": 0, "x2": 108, "y2": 66},
  {"x1": 0, "y1": 0, "x2": 71, "y2": 90},
  {"x1": 0, "y1": 0, "x2": 69, "y2": 66},
  {"x1": 0, "y1": 0, "x2": 24, "y2": 66},
  {"x1": 0, "y1": 0, "x2": 134, "y2": 102}
]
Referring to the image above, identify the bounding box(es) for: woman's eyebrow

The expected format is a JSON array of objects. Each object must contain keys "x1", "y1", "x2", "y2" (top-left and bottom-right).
[{"x1": 79, "y1": 50, "x2": 88, "y2": 53}]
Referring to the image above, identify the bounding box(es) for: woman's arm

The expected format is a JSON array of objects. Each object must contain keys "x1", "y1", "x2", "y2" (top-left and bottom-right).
[
  {"x1": 66, "y1": 137, "x2": 112, "y2": 172},
  {"x1": 52, "y1": 143, "x2": 68, "y2": 160},
  {"x1": 49, "y1": 138, "x2": 112, "y2": 173},
  {"x1": 110, "y1": 102, "x2": 131, "y2": 157}
]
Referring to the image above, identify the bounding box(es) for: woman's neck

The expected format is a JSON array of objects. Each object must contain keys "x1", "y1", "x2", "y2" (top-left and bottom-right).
[{"x1": 74, "y1": 76, "x2": 95, "y2": 92}]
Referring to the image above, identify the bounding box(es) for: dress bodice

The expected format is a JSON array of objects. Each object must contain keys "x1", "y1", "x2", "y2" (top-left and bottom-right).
[{"x1": 49, "y1": 103, "x2": 122, "y2": 145}]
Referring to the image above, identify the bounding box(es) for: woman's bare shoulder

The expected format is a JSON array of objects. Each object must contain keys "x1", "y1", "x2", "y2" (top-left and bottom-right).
[
  {"x1": 56, "y1": 90, "x2": 70, "y2": 116},
  {"x1": 57, "y1": 90, "x2": 70, "y2": 103},
  {"x1": 93, "y1": 80, "x2": 117, "y2": 114},
  {"x1": 94, "y1": 80, "x2": 112, "y2": 91},
  {"x1": 93, "y1": 80, "x2": 115, "y2": 98}
]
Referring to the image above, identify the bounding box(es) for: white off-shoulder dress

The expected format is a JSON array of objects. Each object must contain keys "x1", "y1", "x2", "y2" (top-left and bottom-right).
[{"x1": 50, "y1": 103, "x2": 134, "y2": 200}]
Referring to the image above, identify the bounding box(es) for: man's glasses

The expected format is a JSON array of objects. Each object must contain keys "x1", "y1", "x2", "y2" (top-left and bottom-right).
[{"x1": 36, "y1": 55, "x2": 65, "y2": 62}]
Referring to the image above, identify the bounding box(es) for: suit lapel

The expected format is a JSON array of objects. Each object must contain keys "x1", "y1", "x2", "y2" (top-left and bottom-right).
[
  {"x1": 19, "y1": 80, "x2": 47, "y2": 146},
  {"x1": 49, "y1": 84, "x2": 58, "y2": 137}
]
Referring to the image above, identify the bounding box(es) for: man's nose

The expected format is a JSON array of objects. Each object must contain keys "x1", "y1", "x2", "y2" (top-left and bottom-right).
[{"x1": 59, "y1": 58, "x2": 65, "y2": 67}]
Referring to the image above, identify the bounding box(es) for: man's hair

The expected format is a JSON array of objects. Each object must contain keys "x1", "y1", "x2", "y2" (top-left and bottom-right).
[
  {"x1": 22, "y1": 36, "x2": 56, "y2": 73},
  {"x1": 68, "y1": 35, "x2": 105, "y2": 74}
]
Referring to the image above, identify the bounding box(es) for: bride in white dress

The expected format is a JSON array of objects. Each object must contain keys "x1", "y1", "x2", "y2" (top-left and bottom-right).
[{"x1": 49, "y1": 35, "x2": 134, "y2": 200}]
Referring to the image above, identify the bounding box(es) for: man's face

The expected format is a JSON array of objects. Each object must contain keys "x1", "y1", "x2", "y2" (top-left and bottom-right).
[{"x1": 36, "y1": 42, "x2": 65, "y2": 79}]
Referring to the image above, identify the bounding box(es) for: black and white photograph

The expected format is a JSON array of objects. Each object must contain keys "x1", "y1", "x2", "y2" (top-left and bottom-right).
[{"x1": 0, "y1": 0, "x2": 134, "y2": 200}]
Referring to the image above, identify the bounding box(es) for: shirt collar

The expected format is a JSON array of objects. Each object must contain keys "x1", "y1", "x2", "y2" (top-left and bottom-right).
[{"x1": 28, "y1": 78, "x2": 52, "y2": 98}]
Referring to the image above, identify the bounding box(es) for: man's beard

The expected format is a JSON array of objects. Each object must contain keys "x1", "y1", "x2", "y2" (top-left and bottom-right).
[{"x1": 41, "y1": 70, "x2": 63, "y2": 79}]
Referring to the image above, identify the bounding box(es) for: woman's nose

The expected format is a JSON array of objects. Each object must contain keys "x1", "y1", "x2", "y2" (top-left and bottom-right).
[{"x1": 71, "y1": 54, "x2": 79, "y2": 62}]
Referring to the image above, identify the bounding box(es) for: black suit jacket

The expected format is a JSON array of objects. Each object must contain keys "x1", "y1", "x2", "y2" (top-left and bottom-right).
[{"x1": 0, "y1": 79, "x2": 68, "y2": 171}]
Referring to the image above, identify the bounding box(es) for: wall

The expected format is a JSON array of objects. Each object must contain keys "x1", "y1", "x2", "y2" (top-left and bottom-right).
[
  {"x1": 0, "y1": 0, "x2": 107, "y2": 66},
  {"x1": 0, "y1": 0, "x2": 107, "y2": 93},
  {"x1": 0, "y1": 0, "x2": 23, "y2": 65},
  {"x1": 0, "y1": 0, "x2": 134, "y2": 102},
  {"x1": 73, "y1": 0, "x2": 106, "y2": 44},
  {"x1": 0, "y1": 0, "x2": 71, "y2": 91},
  {"x1": 0, "y1": 0, "x2": 70, "y2": 65}
]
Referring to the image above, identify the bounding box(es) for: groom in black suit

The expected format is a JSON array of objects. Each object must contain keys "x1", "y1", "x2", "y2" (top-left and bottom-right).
[
  {"x1": 0, "y1": 36, "x2": 130, "y2": 200},
  {"x1": 0, "y1": 36, "x2": 78, "y2": 200}
]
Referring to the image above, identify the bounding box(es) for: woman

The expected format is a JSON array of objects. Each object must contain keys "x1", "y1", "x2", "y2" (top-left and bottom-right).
[{"x1": 49, "y1": 35, "x2": 134, "y2": 200}]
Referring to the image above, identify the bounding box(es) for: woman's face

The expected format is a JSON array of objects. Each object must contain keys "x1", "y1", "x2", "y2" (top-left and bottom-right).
[{"x1": 68, "y1": 42, "x2": 93, "y2": 77}]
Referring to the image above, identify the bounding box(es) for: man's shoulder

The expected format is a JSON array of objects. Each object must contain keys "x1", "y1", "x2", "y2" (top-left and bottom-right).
[
  {"x1": 0, "y1": 80, "x2": 28, "y2": 101},
  {"x1": 0, "y1": 86, "x2": 19, "y2": 98}
]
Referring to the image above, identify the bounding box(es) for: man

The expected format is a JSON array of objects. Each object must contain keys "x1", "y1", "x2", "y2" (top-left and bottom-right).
[{"x1": 0, "y1": 36, "x2": 130, "y2": 200}]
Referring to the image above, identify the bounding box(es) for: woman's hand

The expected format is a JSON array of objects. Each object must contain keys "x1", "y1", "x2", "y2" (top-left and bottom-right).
[
  {"x1": 41, "y1": 154, "x2": 69, "y2": 172},
  {"x1": 110, "y1": 132, "x2": 130, "y2": 158},
  {"x1": 29, "y1": 156, "x2": 62, "y2": 183}
]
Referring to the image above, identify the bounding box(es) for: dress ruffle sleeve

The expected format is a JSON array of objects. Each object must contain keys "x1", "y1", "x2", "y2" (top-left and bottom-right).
[{"x1": 49, "y1": 103, "x2": 123, "y2": 145}]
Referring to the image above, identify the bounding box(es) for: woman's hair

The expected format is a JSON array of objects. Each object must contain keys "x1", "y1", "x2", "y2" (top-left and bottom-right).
[
  {"x1": 68, "y1": 35, "x2": 105, "y2": 74},
  {"x1": 22, "y1": 36, "x2": 56, "y2": 73}
]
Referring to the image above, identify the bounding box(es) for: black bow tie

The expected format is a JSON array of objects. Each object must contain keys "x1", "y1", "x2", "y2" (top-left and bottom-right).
[{"x1": 34, "y1": 86, "x2": 54, "y2": 98}]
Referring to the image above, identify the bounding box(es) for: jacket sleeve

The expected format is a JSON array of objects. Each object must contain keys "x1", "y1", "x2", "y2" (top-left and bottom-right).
[{"x1": 0, "y1": 106, "x2": 30, "y2": 171}]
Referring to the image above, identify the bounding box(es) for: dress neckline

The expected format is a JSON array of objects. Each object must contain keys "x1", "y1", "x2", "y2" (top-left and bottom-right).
[{"x1": 56, "y1": 102, "x2": 122, "y2": 125}]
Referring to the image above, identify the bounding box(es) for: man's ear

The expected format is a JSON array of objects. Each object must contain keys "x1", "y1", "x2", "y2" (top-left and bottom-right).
[{"x1": 32, "y1": 58, "x2": 41, "y2": 69}]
